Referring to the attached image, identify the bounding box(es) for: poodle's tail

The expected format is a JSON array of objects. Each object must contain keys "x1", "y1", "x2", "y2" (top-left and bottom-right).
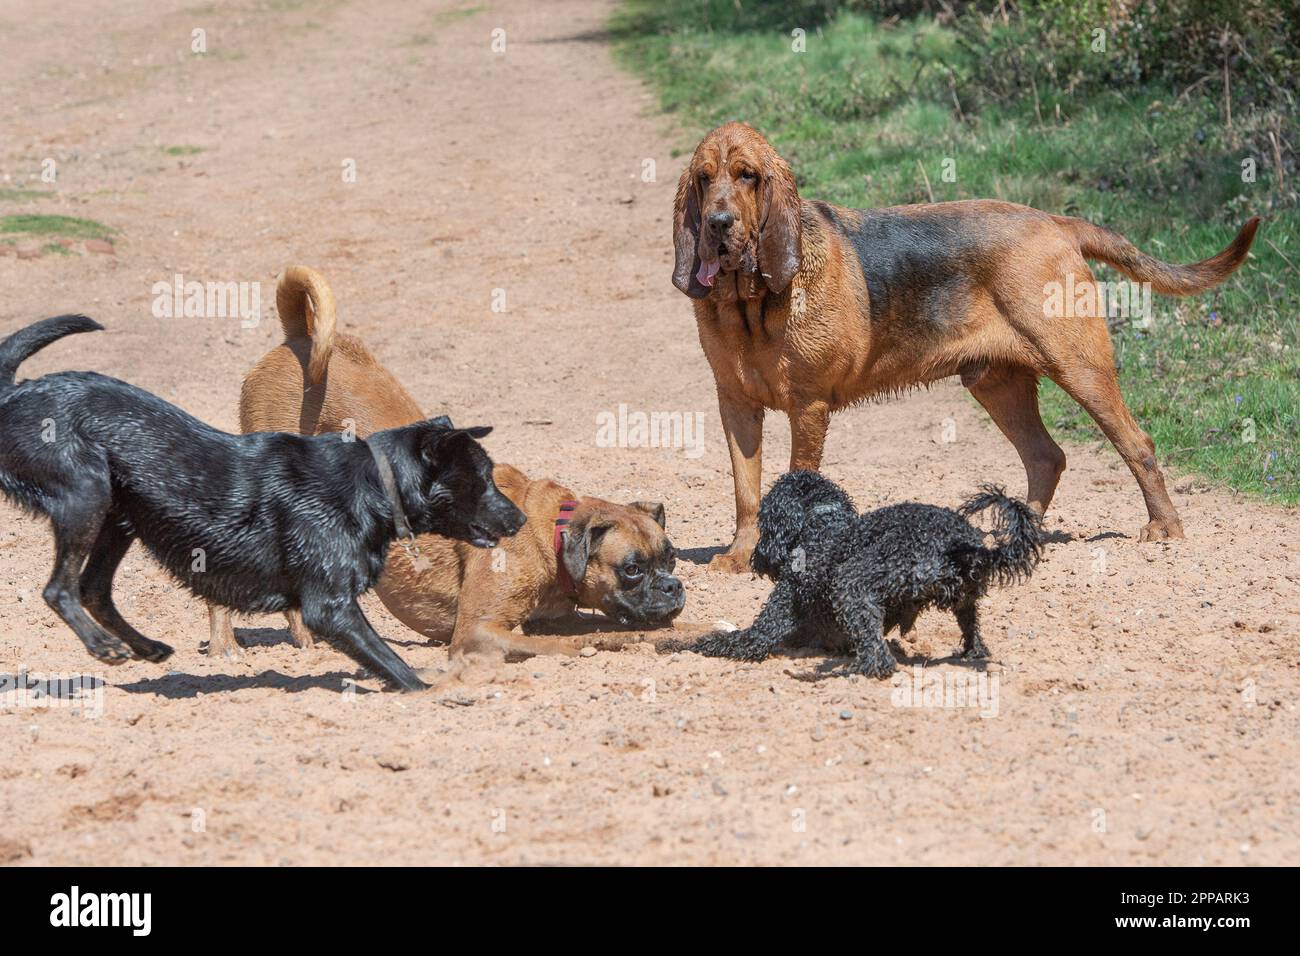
[
  {"x1": 0, "y1": 315, "x2": 103, "y2": 391},
  {"x1": 954, "y1": 484, "x2": 1043, "y2": 588}
]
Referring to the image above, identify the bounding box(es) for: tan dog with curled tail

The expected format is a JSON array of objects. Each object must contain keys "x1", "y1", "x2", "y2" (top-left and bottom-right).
[{"x1": 207, "y1": 267, "x2": 684, "y2": 663}]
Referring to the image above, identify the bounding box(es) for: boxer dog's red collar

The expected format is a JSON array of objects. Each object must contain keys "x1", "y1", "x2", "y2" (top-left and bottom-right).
[{"x1": 554, "y1": 500, "x2": 581, "y2": 599}]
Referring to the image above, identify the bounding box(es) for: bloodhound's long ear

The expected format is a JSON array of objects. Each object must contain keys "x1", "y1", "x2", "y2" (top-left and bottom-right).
[
  {"x1": 562, "y1": 512, "x2": 615, "y2": 586},
  {"x1": 672, "y1": 165, "x2": 709, "y2": 299},
  {"x1": 757, "y1": 150, "x2": 801, "y2": 295}
]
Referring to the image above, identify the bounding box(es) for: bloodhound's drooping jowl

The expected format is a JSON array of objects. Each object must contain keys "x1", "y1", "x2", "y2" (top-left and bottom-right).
[{"x1": 673, "y1": 121, "x2": 1260, "y2": 572}]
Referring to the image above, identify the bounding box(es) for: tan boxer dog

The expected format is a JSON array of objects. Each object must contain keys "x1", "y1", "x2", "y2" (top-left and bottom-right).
[{"x1": 207, "y1": 266, "x2": 684, "y2": 662}]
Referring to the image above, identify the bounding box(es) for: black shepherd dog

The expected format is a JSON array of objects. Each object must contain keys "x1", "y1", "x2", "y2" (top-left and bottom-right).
[{"x1": 0, "y1": 316, "x2": 525, "y2": 691}]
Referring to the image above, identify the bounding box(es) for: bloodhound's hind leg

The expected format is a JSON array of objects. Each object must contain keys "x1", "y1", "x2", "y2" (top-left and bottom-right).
[
  {"x1": 1053, "y1": 360, "x2": 1183, "y2": 540},
  {"x1": 1017, "y1": 263, "x2": 1182, "y2": 542}
]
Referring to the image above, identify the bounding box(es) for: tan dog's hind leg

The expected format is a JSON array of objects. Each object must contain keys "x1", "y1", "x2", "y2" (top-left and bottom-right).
[
  {"x1": 1035, "y1": 300, "x2": 1183, "y2": 541},
  {"x1": 1054, "y1": 363, "x2": 1182, "y2": 541},
  {"x1": 968, "y1": 366, "x2": 1067, "y2": 514},
  {"x1": 206, "y1": 603, "x2": 241, "y2": 658},
  {"x1": 434, "y1": 621, "x2": 582, "y2": 686},
  {"x1": 457, "y1": 621, "x2": 584, "y2": 661},
  {"x1": 285, "y1": 609, "x2": 314, "y2": 649},
  {"x1": 711, "y1": 393, "x2": 765, "y2": 573}
]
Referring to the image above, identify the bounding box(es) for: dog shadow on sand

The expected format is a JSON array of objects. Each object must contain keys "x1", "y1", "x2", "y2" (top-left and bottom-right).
[
  {"x1": 779, "y1": 640, "x2": 996, "y2": 683},
  {"x1": 116, "y1": 669, "x2": 365, "y2": 698},
  {"x1": 676, "y1": 545, "x2": 727, "y2": 566}
]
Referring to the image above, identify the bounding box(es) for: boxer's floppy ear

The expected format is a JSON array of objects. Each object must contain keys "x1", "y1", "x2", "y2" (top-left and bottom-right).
[
  {"x1": 757, "y1": 152, "x2": 801, "y2": 294},
  {"x1": 629, "y1": 500, "x2": 666, "y2": 529},
  {"x1": 562, "y1": 514, "x2": 614, "y2": 585},
  {"x1": 672, "y1": 166, "x2": 709, "y2": 299}
]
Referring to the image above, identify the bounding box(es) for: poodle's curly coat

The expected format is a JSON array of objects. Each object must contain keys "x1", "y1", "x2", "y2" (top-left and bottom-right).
[{"x1": 691, "y1": 470, "x2": 1043, "y2": 677}]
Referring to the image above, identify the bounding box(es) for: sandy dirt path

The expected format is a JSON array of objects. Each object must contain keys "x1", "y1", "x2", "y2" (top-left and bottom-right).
[{"x1": 1, "y1": 0, "x2": 1297, "y2": 866}]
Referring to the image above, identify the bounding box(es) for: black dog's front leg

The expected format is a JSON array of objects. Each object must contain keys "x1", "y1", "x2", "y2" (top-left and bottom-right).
[
  {"x1": 300, "y1": 595, "x2": 427, "y2": 691},
  {"x1": 833, "y1": 596, "x2": 895, "y2": 678},
  {"x1": 955, "y1": 599, "x2": 989, "y2": 660},
  {"x1": 693, "y1": 579, "x2": 799, "y2": 663}
]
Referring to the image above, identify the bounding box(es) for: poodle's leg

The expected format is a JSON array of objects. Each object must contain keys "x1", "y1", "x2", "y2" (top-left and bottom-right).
[
  {"x1": 894, "y1": 602, "x2": 920, "y2": 636},
  {"x1": 955, "y1": 599, "x2": 989, "y2": 660},
  {"x1": 693, "y1": 579, "x2": 798, "y2": 662},
  {"x1": 833, "y1": 595, "x2": 895, "y2": 678}
]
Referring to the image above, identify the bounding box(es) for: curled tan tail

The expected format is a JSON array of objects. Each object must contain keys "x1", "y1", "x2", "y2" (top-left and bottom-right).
[
  {"x1": 276, "y1": 265, "x2": 337, "y2": 385},
  {"x1": 1053, "y1": 215, "x2": 1261, "y2": 296}
]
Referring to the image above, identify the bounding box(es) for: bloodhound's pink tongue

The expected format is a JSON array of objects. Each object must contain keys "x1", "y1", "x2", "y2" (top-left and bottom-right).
[{"x1": 697, "y1": 258, "x2": 721, "y2": 287}]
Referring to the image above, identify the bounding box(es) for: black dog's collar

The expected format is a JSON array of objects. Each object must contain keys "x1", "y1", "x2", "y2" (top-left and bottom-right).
[
  {"x1": 809, "y1": 503, "x2": 844, "y2": 516},
  {"x1": 367, "y1": 442, "x2": 416, "y2": 546}
]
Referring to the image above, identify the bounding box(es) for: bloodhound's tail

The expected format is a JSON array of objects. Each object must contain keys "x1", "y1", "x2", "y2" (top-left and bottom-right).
[{"x1": 1053, "y1": 215, "x2": 1260, "y2": 296}]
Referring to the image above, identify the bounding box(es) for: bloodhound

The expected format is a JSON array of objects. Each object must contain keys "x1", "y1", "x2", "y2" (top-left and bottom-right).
[{"x1": 673, "y1": 122, "x2": 1260, "y2": 572}]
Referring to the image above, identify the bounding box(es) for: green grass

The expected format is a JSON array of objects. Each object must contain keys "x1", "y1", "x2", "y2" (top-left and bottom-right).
[
  {"x1": 613, "y1": 1, "x2": 1298, "y2": 502},
  {"x1": 0, "y1": 187, "x2": 52, "y2": 202},
  {"x1": 432, "y1": 4, "x2": 483, "y2": 23},
  {"x1": 162, "y1": 145, "x2": 204, "y2": 156},
  {"x1": 0, "y1": 214, "x2": 114, "y2": 241},
  {"x1": 404, "y1": 4, "x2": 485, "y2": 45}
]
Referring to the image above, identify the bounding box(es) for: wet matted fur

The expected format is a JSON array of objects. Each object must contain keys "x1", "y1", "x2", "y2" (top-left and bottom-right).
[
  {"x1": 673, "y1": 122, "x2": 1261, "y2": 571},
  {"x1": 687, "y1": 471, "x2": 1043, "y2": 677},
  {"x1": 0, "y1": 315, "x2": 524, "y2": 690}
]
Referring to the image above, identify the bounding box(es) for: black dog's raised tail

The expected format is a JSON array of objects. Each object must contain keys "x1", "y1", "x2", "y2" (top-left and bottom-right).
[
  {"x1": 0, "y1": 315, "x2": 103, "y2": 389},
  {"x1": 955, "y1": 484, "x2": 1043, "y2": 587}
]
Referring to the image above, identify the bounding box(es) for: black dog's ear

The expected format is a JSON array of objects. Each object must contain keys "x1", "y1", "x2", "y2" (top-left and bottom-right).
[
  {"x1": 562, "y1": 515, "x2": 614, "y2": 586},
  {"x1": 750, "y1": 524, "x2": 787, "y2": 579},
  {"x1": 628, "y1": 500, "x2": 666, "y2": 529},
  {"x1": 672, "y1": 165, "x2": 709, "y2": 299},
  {"x1": 420, "y1": 424, "x2": 491, "y2": 462},
  {"x1": 429, "y1": 414, "x2": 453, "y2": 428}
]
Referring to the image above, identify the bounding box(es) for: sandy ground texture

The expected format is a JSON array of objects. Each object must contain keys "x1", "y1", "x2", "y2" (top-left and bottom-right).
[{"x1": 1, "y1": 0, "x2": 1297, "y2": 867}]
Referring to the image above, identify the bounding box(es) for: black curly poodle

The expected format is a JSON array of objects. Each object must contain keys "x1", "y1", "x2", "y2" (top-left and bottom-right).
[{"x1": 690, "y1": 470, "x2": 1043, "y2": 677}]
